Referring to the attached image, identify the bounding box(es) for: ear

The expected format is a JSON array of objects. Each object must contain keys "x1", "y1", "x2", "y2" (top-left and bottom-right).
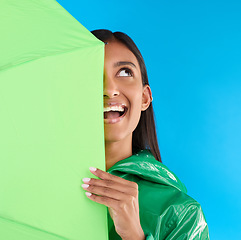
[{"x1": 141, "y1": 85, "x2": 152, "y2": 111}]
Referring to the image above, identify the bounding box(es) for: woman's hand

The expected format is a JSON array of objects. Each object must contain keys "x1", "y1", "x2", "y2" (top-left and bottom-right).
[{"x1": 82, "y1": 167, "x2": 145, "y2": 240}]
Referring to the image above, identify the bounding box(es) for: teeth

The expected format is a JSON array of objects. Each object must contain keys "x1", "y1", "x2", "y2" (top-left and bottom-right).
[{"x1": 104, "y1": 106, "x2": 125, "y2": 112}]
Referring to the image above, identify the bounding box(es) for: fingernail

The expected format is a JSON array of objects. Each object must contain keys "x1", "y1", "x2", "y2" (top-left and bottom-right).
[
  {"x1": 85, "y1": 192, "x2": 92, "y2": 197},
  {"x1": 89, "y1": 167, "x2": 97, "y2": 172},
  {"x1": 82, "y1": 178, "x2": 91, "y2": 183},
  {"x1": 82, "y1": 184, "x2": 89, "y2": 189}
]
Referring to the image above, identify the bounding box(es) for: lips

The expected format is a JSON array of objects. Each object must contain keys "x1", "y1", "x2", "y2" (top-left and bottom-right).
[
  {"x1": 104, "y1": 102, "x2": 127, "y2": 108},
  {"x1": 103, "y1": 102, "x2": 128, "y2": 124}
]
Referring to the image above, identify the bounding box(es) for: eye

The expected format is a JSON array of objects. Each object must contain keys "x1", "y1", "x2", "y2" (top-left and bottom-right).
[{"x1": 117, "y1": 68, "x2": 133, "y2": 77}]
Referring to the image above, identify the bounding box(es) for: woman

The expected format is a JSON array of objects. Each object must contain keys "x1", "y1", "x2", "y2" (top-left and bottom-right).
[{"x1": 81, "y1": 30, "x2": 210, "y2": 240}]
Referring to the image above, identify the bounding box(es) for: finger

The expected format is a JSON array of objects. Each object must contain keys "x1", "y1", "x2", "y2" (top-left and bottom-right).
[
  {"x1": 89, "y1": 167, "x2": 137, "y2": 189},
  {"x1": 82, "y1": 184, "x2": 137, "y2": 201},
  {"x1": 83, "y1": 178, "x2": 138, "y2": 197},
  {"x1": 85, "y1": 191, "x2": 120, "y2": 209}
]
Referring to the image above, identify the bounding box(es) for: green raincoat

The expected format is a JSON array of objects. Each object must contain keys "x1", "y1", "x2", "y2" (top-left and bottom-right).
[{"x1": 107, "y1": 149, "x2": 210, "y2": 240}]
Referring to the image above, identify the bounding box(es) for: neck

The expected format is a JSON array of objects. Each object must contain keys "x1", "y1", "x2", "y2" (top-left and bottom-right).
[{"x1": 105, "y1": 135, "x2": 132, "y2": 171}]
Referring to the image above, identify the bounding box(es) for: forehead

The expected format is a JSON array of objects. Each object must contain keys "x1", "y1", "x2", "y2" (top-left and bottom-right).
[{"x1": 104, "y1": 40, "x2": 138, "y2": 66}]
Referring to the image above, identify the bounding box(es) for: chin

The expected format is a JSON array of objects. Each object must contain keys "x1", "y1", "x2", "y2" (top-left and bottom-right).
[
  {"x1": 104, "y1": 135, "x2": 125, "y2": 143},
  {"x1": 104, "y1": 131, "x2": 132, "y2": 144}
]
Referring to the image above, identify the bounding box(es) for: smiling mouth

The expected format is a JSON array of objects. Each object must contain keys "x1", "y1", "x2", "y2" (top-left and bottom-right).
[{"x1": 104, "y1": 107, "x2": 128, "y2": 124}]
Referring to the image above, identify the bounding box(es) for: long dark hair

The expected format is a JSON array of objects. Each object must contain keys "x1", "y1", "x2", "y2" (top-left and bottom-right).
[{"x1": 91, "y1": 29, "x2": 162, "y2": 163}]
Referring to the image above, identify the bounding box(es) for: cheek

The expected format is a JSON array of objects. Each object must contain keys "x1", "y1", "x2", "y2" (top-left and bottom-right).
[
  {"x1": 125, "y1": 83, "x2": 143, "y2": 104},
  {"x1": 129, "y1": 84, "x2": 143, "y2": 104},
  {"x1": 127, "y1": 87, "x2": 143, "y2": 122}
]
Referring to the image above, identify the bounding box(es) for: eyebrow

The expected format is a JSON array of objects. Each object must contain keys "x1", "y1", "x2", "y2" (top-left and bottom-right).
[{"x1": 113, "y1": 61, "x2": 136, "y2": 68}]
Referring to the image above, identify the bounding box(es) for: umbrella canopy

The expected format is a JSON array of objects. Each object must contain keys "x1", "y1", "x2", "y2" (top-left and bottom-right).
[{"x1": 0, "y1": 0, "x2": 106, "y2": 239}]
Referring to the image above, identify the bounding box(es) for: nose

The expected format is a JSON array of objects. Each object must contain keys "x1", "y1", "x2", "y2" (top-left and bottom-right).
[{"x1": 103, "y1": 73, "x2": 120, "y2": 99}]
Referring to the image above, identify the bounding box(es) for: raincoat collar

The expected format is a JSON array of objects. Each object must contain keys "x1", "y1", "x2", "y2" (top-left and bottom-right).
[{"x1": 107, "y1": 149, "x2": 187, "y2": 193}]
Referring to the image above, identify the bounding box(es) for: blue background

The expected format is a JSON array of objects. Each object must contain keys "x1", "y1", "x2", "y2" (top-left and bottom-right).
[{"x1": 57, "y1": 0, "x2": 241, "y2": 239}]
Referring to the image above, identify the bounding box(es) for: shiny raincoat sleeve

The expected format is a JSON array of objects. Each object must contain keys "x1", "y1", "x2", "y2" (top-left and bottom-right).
[
  {"x1": 145, "y1": 202, "x2": 209, "y2": 240},
  {"x1": 107, "y1": 150, "x2": 210, "y2": 240}
]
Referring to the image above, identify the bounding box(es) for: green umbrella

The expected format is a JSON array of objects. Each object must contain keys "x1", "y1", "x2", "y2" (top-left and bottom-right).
[{"x1": 0, "y1": 0, "x2": 107, "y2": 239}]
